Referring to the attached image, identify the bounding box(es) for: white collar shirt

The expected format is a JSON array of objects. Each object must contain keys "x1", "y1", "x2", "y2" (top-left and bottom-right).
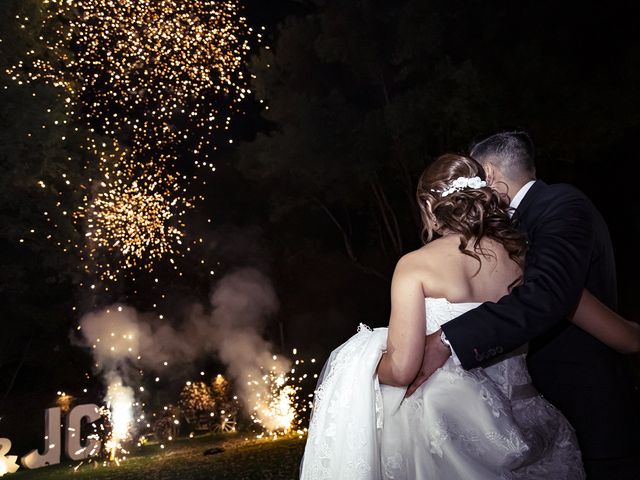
[{"x1": 509, "y1": 180, "x2": 537, "y2": 213}]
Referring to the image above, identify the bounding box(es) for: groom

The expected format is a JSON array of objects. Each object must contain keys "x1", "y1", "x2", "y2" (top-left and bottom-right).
[{"x1": 407, "y1": 131, "x2": 640, "y2": 479}]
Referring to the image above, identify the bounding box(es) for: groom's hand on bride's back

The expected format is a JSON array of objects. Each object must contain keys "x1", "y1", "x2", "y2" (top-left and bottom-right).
[{"x1": 405, "y1": 329, "x2": 451, "y2": 397}]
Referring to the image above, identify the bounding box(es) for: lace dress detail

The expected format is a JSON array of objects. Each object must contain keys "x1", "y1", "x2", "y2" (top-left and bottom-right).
[
  {"x1": 300, "y1": 325, "x2": 388, "y2": 479},
  {"x1": 301, "y1": 299, "x2": 585, "y2": 479}
]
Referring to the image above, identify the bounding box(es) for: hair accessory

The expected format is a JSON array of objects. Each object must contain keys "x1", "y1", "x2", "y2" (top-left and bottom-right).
[{"x1": 431, "y1": 176, "x2": 487, "y2": 197}]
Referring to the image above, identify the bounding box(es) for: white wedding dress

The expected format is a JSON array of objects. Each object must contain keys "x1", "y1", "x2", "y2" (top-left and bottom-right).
[{"x1": 300, "y1": 298, "x2": 584, "y2": 479}]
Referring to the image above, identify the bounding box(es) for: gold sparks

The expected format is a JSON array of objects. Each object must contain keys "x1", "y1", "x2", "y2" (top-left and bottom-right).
[
  {"x1": 249, "y1": 350, "x2": 315, "y2": 439},
  {"x1": 16, "y1": 0, "x2": 254, "y2": 158},
  {"x1": 9, "y1": 0, "x2": 257, "y2": 280},
  {"x1": 79, "y1": 142, "x2": 193, "y2": 280}
]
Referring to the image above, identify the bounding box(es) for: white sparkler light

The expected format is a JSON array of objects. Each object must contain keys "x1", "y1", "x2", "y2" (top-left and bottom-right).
[{"x1": 105, "y1": 379, "x2": 134, "y2": 461}]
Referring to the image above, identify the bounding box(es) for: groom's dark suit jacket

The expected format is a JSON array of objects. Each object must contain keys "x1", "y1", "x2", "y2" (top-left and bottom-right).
[{"x1": 441, "y1": 180, "x2": 640, "y2": 461}]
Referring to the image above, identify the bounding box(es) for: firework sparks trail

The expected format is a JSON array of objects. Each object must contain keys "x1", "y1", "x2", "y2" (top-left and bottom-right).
[{"x1": 8, "y1": 0, "x2": 260, "y2": 279}]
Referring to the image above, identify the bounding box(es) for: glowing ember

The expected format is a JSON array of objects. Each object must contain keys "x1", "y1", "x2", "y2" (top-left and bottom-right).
[{"x1": 56, "y1": 392, "x2": 74, "y2": 413}]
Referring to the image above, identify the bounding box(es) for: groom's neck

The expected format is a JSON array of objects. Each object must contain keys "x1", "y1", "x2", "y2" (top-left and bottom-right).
[{"x1": 496, "y1": 175, "x2": 536, "y2": 204}]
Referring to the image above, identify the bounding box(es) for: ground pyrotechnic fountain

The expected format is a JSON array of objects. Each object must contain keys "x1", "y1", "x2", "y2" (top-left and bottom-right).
[
  {"x1": 103, "y1": 378, "x2": 135, "y2": 462},
  {"x1": 70, "y1": 268, "x2": 316, "y2": 465},
  {"x1": 249, "y1": 350, "x2": 316, "y2": 439}
]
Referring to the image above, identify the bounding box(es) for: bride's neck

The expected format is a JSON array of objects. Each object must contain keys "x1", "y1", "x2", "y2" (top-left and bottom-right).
[{"x1": 436, "y1": 229, "x2": 459, "y2": 238}]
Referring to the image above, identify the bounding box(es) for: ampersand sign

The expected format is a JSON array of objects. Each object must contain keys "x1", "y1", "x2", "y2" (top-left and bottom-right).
[{"x1": 0, "y1": 439, "x2": 19, "y2": 476}]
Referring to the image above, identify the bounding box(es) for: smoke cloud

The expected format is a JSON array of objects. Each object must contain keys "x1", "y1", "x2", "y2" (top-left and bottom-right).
[{"x1": 77, "y1": 268, "x2": 288, "y2": 423}]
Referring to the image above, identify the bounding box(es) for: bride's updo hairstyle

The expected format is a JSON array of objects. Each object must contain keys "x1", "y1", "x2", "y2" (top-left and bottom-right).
[{"x1": 416, "y1": 154, "x2": 527, "y2": 270}]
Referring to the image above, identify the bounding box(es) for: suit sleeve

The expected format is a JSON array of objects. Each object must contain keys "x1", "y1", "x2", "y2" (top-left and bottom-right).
[{"x1": 441, "y1": 191, "x2": 596, "y2": 369}]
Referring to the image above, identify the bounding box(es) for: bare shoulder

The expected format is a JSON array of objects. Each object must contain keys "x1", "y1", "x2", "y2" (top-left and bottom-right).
[
  {"x1": 395, "y1": 237, "x2": 471, "y2": 298},
  {"x1": 395, "y1": 241, "x2": 447, "y2": 281}
]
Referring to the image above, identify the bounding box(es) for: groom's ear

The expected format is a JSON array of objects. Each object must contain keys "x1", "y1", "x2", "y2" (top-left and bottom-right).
[{"x1": 483, "y1": 162, "x2": 496, "y2": 184}]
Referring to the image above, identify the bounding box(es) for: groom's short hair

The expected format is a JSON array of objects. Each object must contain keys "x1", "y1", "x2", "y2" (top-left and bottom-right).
[{"x1": 470, "y1": 130, "x2": 536, "y2": 180}]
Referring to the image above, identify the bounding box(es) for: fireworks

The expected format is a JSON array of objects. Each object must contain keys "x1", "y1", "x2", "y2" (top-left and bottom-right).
[
  {"x1": 39, "y1": 353, "x2": 317, "y2": 474},
  {"x1": 13, "y1": 0, "x2": 254, "y2": 160},
  {"x1": 81, "y1": 150, "x2": 193, "y2": 280},
  {"x1": 104, "y1": 379, "x2": 135, "y2": 462},
  {"x1": 249, "y1": 350, "x2": 316, "y2": 439},
  {"x1": 211, "y1": 374, "x2": 239, "y2": 432},
  {"x1": 8, "y1": 0, "x2": 259, "y2": 280},
  {"x1": 179, "y1": 381, "x2": 216, "y2": 413},
  {"x1": 252, "y1": 372, "x2": 297, "y2": 434}
]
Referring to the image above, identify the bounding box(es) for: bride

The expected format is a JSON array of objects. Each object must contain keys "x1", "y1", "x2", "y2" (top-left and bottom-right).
[{"x1": 300, "y1": 154, "x2": 640, "y2": 479}]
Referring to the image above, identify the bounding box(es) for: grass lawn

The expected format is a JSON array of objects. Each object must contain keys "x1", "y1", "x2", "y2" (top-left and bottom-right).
[{"x1": 9, "y1": 432, "x2": 306, "y2": 480}]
